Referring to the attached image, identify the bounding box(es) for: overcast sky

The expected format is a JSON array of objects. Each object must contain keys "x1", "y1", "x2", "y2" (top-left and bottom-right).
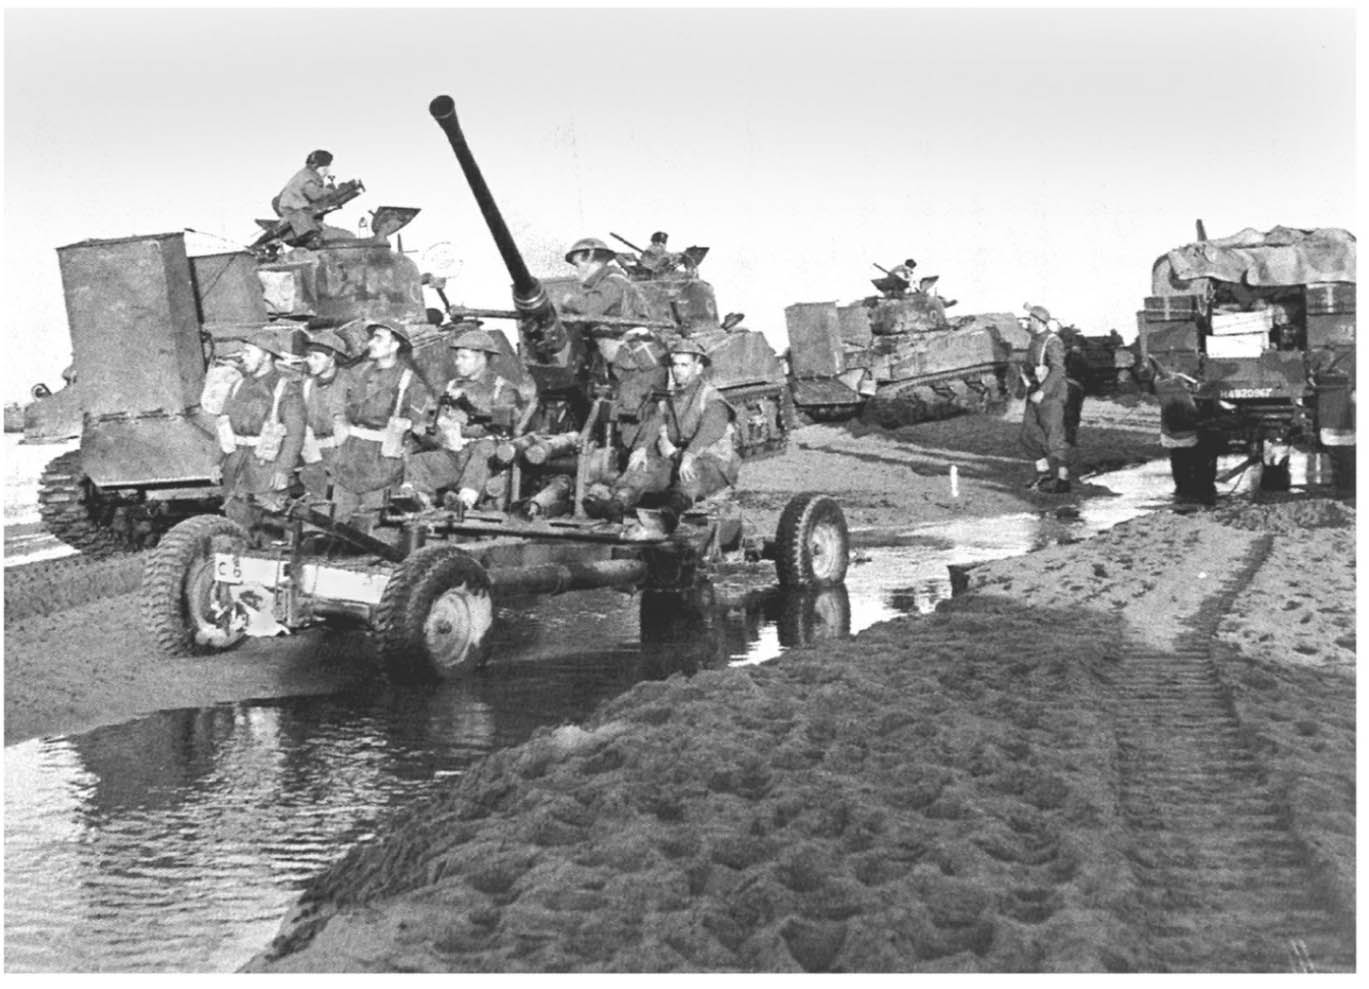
[{"x1": 2, "y1": 5, "x2": 1357, "y2": 404}]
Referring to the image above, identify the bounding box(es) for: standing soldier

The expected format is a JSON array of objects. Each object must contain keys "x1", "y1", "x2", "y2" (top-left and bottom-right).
[
  {"x1": 1020, "y1": 305, "x2": 1071, "y2": 493},
  {"x1": 330, "y1": 321, "x2": 433, "y2": 531},
  {"x1": 404, "y1": 325, "x2": 527, "y2": 510},
  {"x1": 1058, "y1": 322, "x2": 1090, "y2": 455},
  {"x1": 297, "y1": 329, "x2": 352, "y2": 503},
  {"x1": 592, "y1": 339, "x2": 739, "y2": 538},
  {"x1": 214, "y1": 327, "x2": 306, "y2": 533}
]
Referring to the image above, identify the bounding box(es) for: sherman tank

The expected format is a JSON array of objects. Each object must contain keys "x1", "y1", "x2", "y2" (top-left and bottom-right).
[
  {"x1": 427, "y1": 95, "x2": 791, "y2": 484},
  {"x1": 785, "y1": 271, "x2": 1025, "y2": 426},
  {"x1": 30, "y1": 192, "x2": 434, "y2": 555}
]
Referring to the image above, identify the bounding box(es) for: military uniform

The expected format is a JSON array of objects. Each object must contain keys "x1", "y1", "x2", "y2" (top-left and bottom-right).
[
  {"x1": 612, "y1": 373, "x2": 738, "y2": 512},
  {"x1": 216, "y1": 365, "x2": 306, "y2": 530},
  {"x1": 331, "y1": 360, "x2": 432, "y2": 528},
  {"x1": 1063, "y1": 342, "x2": 1090, "y2": 449},
  {"x1": 405, "y1": 365, "x2": 523, "y2": 506},
  {"x1": 1020, "y1": 327, "x2": 1069, "y2": 468},
  {"x1": 298, "y1": 367, "x2": 349, "y2": 500},
  {"x1": 274, "y1": 166, "x2": 332, "y2": 240},
  {"x1": 562, "y1": 262, "x2": 648, "y2": 323}
]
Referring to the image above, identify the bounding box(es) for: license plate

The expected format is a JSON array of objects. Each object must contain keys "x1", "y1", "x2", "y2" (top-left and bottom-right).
[
  {"x1": 1224, "y1": 387, "x2": 1279, "y2": 399},
  {"x1": 213, "y1": 553, "x2": 244, "y2": 583}
]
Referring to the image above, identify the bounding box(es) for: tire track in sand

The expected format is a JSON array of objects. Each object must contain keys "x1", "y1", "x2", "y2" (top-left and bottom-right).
[{"x1": 1107, "y1": 534, "x2": 1353, "y2": 972}]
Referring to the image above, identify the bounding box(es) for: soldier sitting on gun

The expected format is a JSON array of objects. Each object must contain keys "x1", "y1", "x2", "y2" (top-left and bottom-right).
[
  {"x1": 330, "y1": 321, "x2": 433, "y2": 532},
  {"x1": 297, "y1": 329, "x2": 352, "y2": 503},
  {"x1": 273, "y1": 149, "x2": 337, "y2": 249},
  {"x1": 403, "y1": 325, "x2": 527, "y2": 511},
  {"x1": 587, "y1": 339, "x2": 739, "y2": 540},
  {"x1": 214, "y1": 327, "x2": 306, "y2": 535}
]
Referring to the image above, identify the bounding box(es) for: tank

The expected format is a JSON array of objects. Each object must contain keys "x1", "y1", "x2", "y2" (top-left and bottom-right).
[
  {"x1": 785, "y1": 272, "x2": 1026, "y2": 426},
  {"x1": 30, "y1": 199, "x2": 432, "y2": 554},
  {"x1": 426, "y1": 96, "x2": 791, "y2": 467}
]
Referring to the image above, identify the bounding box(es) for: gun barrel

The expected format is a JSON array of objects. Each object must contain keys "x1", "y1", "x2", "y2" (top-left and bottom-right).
[
  {"x1": 429, "y1": 96, "x2": 542, "y2": 308},
  {"x1": 611, "y1": 231, "x2": 644, "y2": 254}
]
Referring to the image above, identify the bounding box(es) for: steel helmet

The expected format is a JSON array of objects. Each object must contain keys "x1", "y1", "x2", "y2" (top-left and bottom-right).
[
  {"x1": 306, "y1": 328, "x2": 350, "y2": 358},
  {"x1": 1023, "y1": 303, "x2": 1052, "y2": 324},
  {"x1": 669, "y1": 338, "x2": 710, "y2": 363},
  {"x1": 449, "y1": 327, "x2": 502, "y2": 355},
  {"x1": 564, "y1": 237, "x2": 616, "y2": 264},
  {"x1": 366, "y1": 320, "x2": 413, "y2": 349},
  {"x1": 244, "y1": 326, "x2": 285, "y2": 357}
]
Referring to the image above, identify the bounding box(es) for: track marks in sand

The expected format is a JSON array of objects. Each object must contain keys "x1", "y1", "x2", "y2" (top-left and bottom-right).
[{"x1": 1106, "y1": 536, "x2": 1354, "y2": 973}]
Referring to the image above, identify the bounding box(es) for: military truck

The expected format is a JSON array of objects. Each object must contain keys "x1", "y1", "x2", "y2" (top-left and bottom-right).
[
  {"x1": 784, "y1": 272, "x2": 1025, "y2": 425},
  {"x1": 1139, "y1": 222, "x2": 1355, "y2": 501}
]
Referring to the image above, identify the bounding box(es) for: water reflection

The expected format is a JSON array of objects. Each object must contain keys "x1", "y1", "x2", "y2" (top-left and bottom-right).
[{"x1": 5, "y1": 454, "x2": 1229, "y2": 972}]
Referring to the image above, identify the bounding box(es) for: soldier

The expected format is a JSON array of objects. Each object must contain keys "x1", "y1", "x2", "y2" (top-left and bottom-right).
[
  {"x1": 640, "y1": 231, "x2": 674, "y2": 274},
  {"x1": 297, "y1": 329, "x2": 352, "y2": 502},
  {"x1": 1020, "y1": 305, "x2": 1071, "y2": 493},
  {"x1": 404, "y1": 325, "x2": 526, "y2": 510},
  {"x1": 890, "y1": 257, "x2": 918, "y2": 286},
  {"x1": 273, "y1": 149, "x2": 336, "y2": 248},
  {"x1": 1059, "y1": 322, "x2": 1091, "y2": 453},
  {"x1": 562, "y1": 236, "x2": 649, "y2": 323},
  {"x1": 593, "y1": 339, "x2": 739, "y2": 539},
  {"x1": 330, "y1": 321, "x2": 432, "y2": 531},
  {"x1": 214, "y1": 327, "x2": 306, "y2": 532}
]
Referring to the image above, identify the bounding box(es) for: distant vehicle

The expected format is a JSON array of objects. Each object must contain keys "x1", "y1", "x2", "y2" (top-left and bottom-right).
[
  {"x1": 1138, "y1": 221, "x2": 1355, "y2": 500},
  {"x1": 784, "y1": 268, "x2": 1026, "y2": 426}
]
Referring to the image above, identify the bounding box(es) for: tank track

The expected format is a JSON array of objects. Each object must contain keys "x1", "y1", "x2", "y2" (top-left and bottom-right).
[
  {"x1": 1108, "y1": 536, "x2": 1353, "y2": 971},
  {"x1": 37, "y1": 450, "x2": 124, "y2": 557},
  {"x1": 862, "y1": 368, "x2": 1004, "y2": 429}
]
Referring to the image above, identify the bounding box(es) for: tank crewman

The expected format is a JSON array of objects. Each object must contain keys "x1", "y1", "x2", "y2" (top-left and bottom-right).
[
  {"x1": 1058, "y1": 322, "x2": 1091, "y2": 453},
  {"x1": 640, "y1": 231, "x2": 674, "y2": 274},
  {"x1": 593, "y1": 339, "x2": 739, "y2": 539},
  {"x1": 273, "y1": 150, "x2": 336, "y2": 248},
  {"x1": 889, "y1": 258, "x2": 918, "y2": 286},
  {"x1": 1019, "y1": 305, "x2": 1071, "y2": 493},
  {"x1": 297, "y1": 329, "x2": 352, "y2": 502},
  {"x1": 215, "y1": 327, "x2": 306, "y2": 531},
  {"x1": 330, "y1": 321, "x2": 433, "y2": 530},
  {"x1": 403, "y1": 325, "x2": 526, "y2": 511}
]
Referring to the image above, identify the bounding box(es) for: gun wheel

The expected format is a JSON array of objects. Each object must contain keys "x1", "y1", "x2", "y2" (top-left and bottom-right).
[
  {"x1": 775, "y1": 492, "x2": 849, "y2": 588},
  {"x1": 375, "y1": 545, "x2": 494, "y2": 681},
  {"x1": 142, "y1": 515, "x2": 251, "y2": 656}
]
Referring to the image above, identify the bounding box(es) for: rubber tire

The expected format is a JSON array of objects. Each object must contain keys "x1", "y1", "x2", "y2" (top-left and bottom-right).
[
  {"x1": 777, "y1": 584, "x2": 852, "y2": 648},
  {"x1": 142, "y1": 515, "x2": 251, "y2": 656},
  {"x1": 775, "y1": 493, "x2": 849, "y2": 587},
  {"x1": 375, "y1": 544, "x2": 494, "y2": 681}
]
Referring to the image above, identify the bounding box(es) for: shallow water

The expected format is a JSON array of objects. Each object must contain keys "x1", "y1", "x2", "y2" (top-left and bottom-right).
[{"x1": 2, "y1": 452, "x2": 1339, "y2": 971}]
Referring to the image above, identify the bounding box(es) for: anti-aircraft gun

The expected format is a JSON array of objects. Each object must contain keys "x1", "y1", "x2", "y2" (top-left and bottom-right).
[{"x1": 427, "y1": 95, "x2": 792, "y2": 520}]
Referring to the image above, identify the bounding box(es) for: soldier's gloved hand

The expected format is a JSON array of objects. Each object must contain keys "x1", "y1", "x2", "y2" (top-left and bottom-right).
[
  {"x1": 1029, "y1": 391, "x2": 1044, "y2": 405},
  {"x1": 656, "y1": 425, "x2": 678, "y2": 460},
  {"x1": 679, "y1": 454, "x2": 698, "y2": 484},
  {"x1": 628, "y1": 447, "x2": 649, "y2": 472}
]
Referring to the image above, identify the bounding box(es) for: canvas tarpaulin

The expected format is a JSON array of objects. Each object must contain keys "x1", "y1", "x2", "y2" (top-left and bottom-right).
[{"x1": 1151, "y1": 226, "x2": 1356, "y2": 295}]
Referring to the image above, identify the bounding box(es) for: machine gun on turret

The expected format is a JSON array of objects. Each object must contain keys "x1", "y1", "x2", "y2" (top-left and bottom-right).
[{"x1": 250, "y1": 178, "x2": 367, "y2": 251}]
